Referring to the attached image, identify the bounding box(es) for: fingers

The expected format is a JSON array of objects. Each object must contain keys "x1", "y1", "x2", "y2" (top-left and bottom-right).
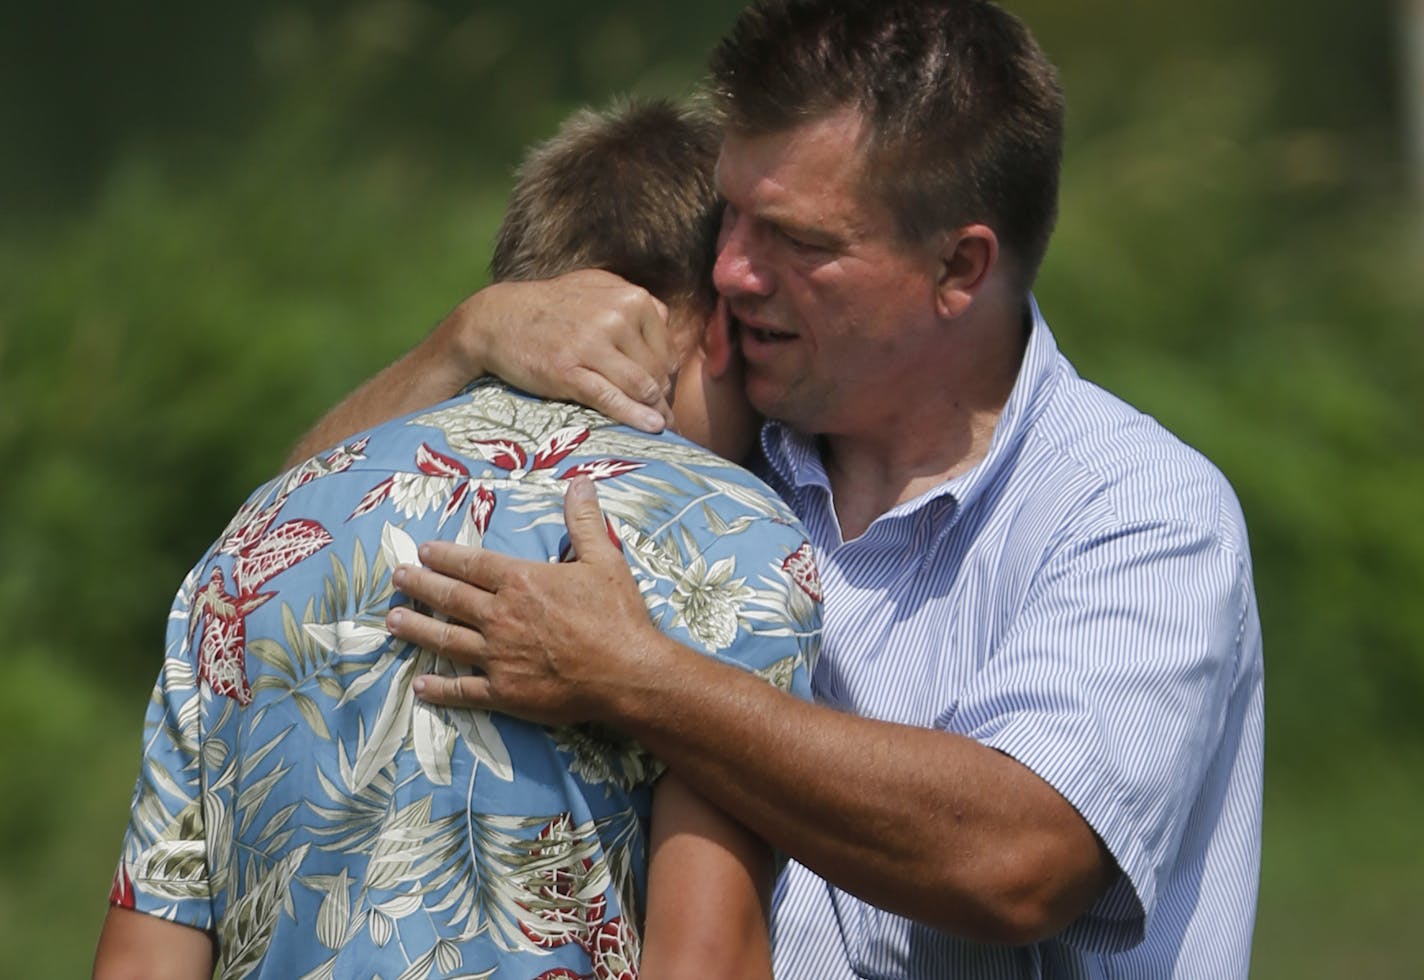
[
  {"x1": 411, "y1": 541, "x2": 504, "y2": 592},
  {"x1": 411, "y1": 672, "x2": 495, "y2": 709},
  {"x1": 388, "y1": 555, "x2": 497, "y2": 656},
  {"x1": 568, "y1": 268, "x2": 670, "y2": 373},
  {"x1": 387, "y1": 604, "x2": 487, "y2": 663},
  {"x1": 634, "y1": 291, "x2": 675, "y2": 376},
  {"x1": 513, "y1": 269, "x2": 675, "y2": 430},
  {"x1": 588, "y1": 298, "x2": 675, "y2": 431},
  {"x1": 571, "y1": 366, "x2": 672, "y2": 433}
]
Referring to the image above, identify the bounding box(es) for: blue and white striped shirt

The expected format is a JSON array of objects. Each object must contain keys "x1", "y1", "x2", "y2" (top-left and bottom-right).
[{"x1": 762, "y1": 304, "x2": 1263, "y2": 979}]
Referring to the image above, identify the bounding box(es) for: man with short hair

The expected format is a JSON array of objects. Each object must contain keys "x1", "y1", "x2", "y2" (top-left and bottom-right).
[
  {"x1": 279, "y1": 1, "x2": 1266, "y2": 977},
  {"x1": 94, "y1": 98, "x2": 819, "y2": 980}
]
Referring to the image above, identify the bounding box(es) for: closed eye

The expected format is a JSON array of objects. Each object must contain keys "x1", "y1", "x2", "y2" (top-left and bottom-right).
[{"x1": 779, "y1": 227, "x2": 829, "y2": 254}]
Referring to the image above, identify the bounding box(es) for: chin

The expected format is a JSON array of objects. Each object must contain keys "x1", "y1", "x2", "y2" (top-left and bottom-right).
[
  {"x1": 747, "y1": 392, "x2": 800, "y2": 430},
  {"x1": 744, "y1": 381, "x2": 782, "y2": 418}
]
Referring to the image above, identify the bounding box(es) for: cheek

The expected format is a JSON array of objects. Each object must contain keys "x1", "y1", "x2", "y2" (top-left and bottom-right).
[{"x1": 784, "y1": 267, "x2": 854, "y2": 331}]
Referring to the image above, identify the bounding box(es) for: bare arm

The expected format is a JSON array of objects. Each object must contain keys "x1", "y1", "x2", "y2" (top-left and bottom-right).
[
  {"x1": 640, "y1": 774, "x2": 773, "y2": 978},
  {"x1": 93, "y1": 907, "x2": 216, "y2": 980},
  {"x1": 284, "y1": 270, "x2": 679, "y2": 466},
  {"x1": 390, "y1": 480, "x2": 1113, "y2": 944}
]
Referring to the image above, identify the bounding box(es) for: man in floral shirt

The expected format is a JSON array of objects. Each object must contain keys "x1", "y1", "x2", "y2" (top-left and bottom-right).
[{"x1": 94, "y1": 100, "x2": 820, "y2": 980}]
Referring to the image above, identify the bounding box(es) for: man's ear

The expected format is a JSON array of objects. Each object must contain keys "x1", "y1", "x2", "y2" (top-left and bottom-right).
[
  {"x1": 701, "y1": 298, "x2": 736, "y2": 378},
  {"x1": 935, "y1": 224, "x2": 999, "y2": 320}
]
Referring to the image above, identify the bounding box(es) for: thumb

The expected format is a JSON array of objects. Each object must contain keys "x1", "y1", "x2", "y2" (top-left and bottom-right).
[{"x1": 563, "y1": 477, "x2": 621, "y2": 562}]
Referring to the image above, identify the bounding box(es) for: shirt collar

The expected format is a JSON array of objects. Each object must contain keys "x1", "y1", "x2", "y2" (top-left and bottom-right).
[{"x1": 761, "y1": 296, "x2": 1063, "y2": 522}]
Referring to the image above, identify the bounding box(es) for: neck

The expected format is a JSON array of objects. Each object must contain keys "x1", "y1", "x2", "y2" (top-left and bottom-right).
[
  {"x1": 823, "y1": 300, "x2": 1028, "y2": 541},
  {"x1": 821, "y1": 410, "x2": 994, "y2": 541}
]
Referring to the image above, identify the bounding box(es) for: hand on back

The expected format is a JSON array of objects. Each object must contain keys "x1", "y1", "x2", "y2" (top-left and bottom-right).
[{"x1": 391, "y1": 478, "x2": 661, "y2": 726}]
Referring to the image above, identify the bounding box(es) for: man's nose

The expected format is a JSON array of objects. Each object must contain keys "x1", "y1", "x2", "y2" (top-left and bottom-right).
[{"x1": 713, "y1": 214, "x2": 773, "y2": 299}]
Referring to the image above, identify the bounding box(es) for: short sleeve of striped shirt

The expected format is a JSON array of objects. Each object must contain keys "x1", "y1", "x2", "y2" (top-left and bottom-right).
[{"x1": 938, "y1": 514, "x2": 1254, "y2": 951}]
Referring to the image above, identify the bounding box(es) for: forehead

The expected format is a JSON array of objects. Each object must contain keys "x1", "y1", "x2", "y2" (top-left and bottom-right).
[{"x1": 715, "y1": 109, "x2": 889, "y2": 237}]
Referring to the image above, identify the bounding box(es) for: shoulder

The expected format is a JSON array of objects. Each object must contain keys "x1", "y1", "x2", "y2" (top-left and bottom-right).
[
  {"x1": 615, "y1": 431, "x2": 820, "y2": 691},
  {"x1": 1024, "y1": 367, "x2": 1249, "y2": 554},
  {"x1": 604, "y1": 423, "x2": 807, "y2": 532},
  {"x1": 609, "y1": 429, "x2": 818, "y2": 595}
]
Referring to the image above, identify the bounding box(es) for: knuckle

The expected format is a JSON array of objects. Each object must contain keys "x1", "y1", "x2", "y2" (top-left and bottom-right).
[
  {"x1": 435, "y1": 575, "x2": 463, "y2": 611},
  {"x1": 503, "y1": 565, "x2": 536, "y2": 596},
  {"x1": 435, "y1": 620, "x2": 457, "y2": 656},
  {"x1": 552, "y1": 341, "x2": 582, "y2": 365},
  {"x1": 449, "y1": 546, "x2": 472, "y2": 578},
  {"x1": 590, "y1": 383, "x2": 621, "y2": 415},
  {"x1": 611, "y1": 288, "x2": 647, "y2": 318},
  {"x1": 635, "y1": 377, "x2": 662, "y2": 404}
]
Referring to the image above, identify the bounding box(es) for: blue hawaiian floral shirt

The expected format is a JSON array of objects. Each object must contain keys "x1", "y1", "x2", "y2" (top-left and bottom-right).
[{"x1": 110, "y1": 380, "x2": 820, "y2": 980}]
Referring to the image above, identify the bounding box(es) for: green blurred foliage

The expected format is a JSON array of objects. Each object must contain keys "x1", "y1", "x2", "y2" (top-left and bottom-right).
[{"x1": 1, "y1": 1, "x2": 1419, "y2": 977}]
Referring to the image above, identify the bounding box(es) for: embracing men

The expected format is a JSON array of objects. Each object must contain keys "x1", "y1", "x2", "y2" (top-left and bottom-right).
[{"x1": 103, "y1": 0, "x2": 1264, "y2": 978}]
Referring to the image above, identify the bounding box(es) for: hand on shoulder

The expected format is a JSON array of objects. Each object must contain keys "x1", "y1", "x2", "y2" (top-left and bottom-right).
[{"x1": 453, "y1": 269, "x2": 677, "y2": 432}]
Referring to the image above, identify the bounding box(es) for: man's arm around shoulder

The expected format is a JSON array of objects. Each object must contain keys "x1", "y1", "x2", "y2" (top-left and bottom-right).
[{"x1": 284, "y1": 271, "x2": 676, "y2": 466}]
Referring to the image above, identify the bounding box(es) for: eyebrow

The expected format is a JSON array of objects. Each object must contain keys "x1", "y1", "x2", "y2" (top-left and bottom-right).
[
  {"x1": 732, "y1": 198, "x2": 850, "y2": 251},
  {"x1": 715, "y1": 159, "x2": 854, "y2": 251}
]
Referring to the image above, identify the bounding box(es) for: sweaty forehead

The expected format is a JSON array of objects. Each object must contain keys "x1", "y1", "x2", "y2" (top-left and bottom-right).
[
  {"x1": 715, "y1": 114, "x2": 892, "y2": 243},
  {"x1": 719, "y1": 109, "x2": 865, "y2": 177}
]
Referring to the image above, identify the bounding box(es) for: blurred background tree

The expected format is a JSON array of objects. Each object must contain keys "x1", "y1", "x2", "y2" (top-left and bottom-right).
[{"x1": 1, "y1": 1, "x2": 1418, "y2": 976}]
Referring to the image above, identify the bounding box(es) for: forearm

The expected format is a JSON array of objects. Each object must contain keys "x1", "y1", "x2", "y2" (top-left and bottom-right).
[
  {"x1": 641, "y1": 774, "x2": 772, "y2": 978},
  {"x1": 611, "y1": 631, "x2": 1113, "y2": 944},
  {"x1": 283, "y1": 270, "x2": 675, "y2": 467},
  {"x1": 387, "y1": 513, "x2": 1111, "y2": 942},
  {"x1": 93, "y1": 907, "x2": 216, "y2": 980}
]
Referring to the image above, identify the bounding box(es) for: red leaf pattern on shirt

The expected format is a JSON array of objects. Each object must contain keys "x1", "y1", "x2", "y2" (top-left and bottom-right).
[
  {"x1": 557, "y1": 460, "x2": 643, "y2": 482},
  {"x1": 782, "y1": 542, "x2": 822, "y2": 601},
  {"x1": 416, "y1": 442, "x2": 471, "y2": 479},
  {"x1": 532, "y1": 426, "x2": 591, "y2": 470}
]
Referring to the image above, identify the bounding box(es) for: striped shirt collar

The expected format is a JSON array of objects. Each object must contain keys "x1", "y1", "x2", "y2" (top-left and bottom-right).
[{"x1": 761, "y1": 296, "x2": 1062, "y2": 533}]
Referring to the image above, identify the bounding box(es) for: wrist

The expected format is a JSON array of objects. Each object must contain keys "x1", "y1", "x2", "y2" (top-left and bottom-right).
[
  {"x1": 437, "y1": 289, "x2": 495, "y2": 382},
  {"x1": 596, "y1": 623, "x2": 682, "y2": 731}
]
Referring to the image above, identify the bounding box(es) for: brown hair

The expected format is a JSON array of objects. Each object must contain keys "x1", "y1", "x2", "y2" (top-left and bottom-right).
[
  {"x1": 709, "y1": 0, "x2": 1064, "y2": 290},
  {"x1": 491, "y1": 97, "x2": 722, "y2": 314}
]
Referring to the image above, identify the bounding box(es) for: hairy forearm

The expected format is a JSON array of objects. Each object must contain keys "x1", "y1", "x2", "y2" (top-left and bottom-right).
[
  {"x1": 609, "y1": 631, "x2": 1112, "y2": 944},
  {"x1": 283, "y1": 271, "x2": 676, "y2": 469}
]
